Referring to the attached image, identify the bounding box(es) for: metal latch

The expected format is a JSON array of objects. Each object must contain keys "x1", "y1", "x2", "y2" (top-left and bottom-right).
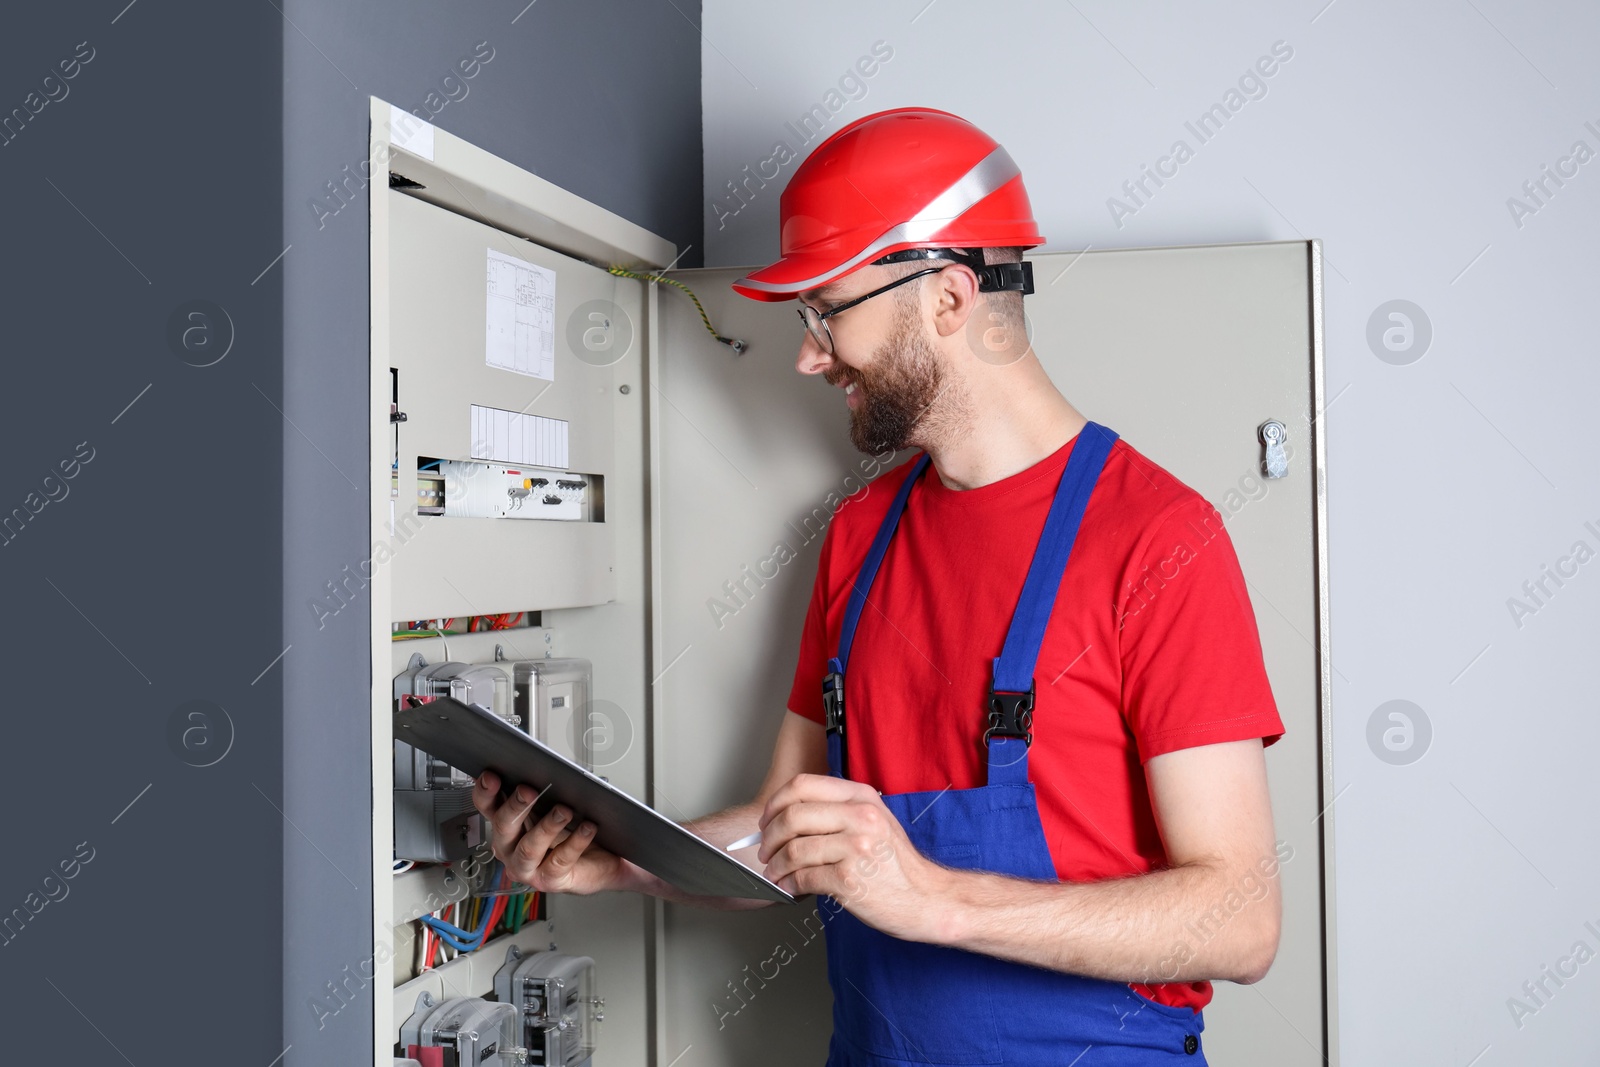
[{"x1": 1258, "y1": 420, "x2": 1288, "y2": 479}]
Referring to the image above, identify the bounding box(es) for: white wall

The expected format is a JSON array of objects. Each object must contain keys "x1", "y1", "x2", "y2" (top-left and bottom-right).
[{"x1": 701, "y1": 1, "x2": 1600, "y2": 1062}]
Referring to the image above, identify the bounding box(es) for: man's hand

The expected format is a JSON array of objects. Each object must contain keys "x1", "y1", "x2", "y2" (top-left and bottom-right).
[
  {"x1": 472, "y1": 771, "x2": 625, "y2": 895},
  {"x1": 756, "y1": 772, "x2": 949, "y2": 941}
]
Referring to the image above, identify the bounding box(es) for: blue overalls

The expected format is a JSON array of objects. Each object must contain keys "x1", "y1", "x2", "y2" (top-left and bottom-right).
[{"x1": 818, "y1": 423, "x2": 1207, "y2": 1065}]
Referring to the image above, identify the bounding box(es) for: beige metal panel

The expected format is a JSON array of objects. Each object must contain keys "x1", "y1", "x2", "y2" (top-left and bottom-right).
[
  {"x1": 541, "y1": 280, "x2": 656, "y2": 1067},
  {"x1": 381, "y1": 138, "x2": 676, "y2": 271},
  {"x1": 653, "y1": 242, "x2": 1326, "y2": 1066},
  {"x1": 1027, "y1": 241, "x2": 1326, "y2": 1066},
  {"x1": 370, "y1": 98, "x2": 399, "y2": 1066},
  {"x1": 386, "y1": 188, "x2": 644, "y2": 620},
  {"x1": 1308, "y1": 241, "x2": 1336, "y2": 1067},
  {"x1": 650, "y1": 270, "x2": 869, "y2": 1067}
]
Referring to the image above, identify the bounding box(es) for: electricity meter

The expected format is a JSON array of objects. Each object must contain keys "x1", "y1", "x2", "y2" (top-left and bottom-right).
[{"x1": 493, "y1": 946, "x2": 602, "y2": 1066}]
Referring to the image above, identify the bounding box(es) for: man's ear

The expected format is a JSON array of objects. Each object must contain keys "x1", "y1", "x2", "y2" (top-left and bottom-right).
[{"x1": 929, "y1": 263, "x2": 980, "y2": 339}]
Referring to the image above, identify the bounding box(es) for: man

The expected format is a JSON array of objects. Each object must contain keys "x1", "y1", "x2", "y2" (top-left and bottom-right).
[{"x1": 474, "y1": 107, "x2": 1285, "y2": 1064}]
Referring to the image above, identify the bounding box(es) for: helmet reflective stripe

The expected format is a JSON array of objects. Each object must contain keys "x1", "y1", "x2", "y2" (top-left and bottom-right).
[{"x1": 736, "y1": 146, "x2": 1023, "y2": 296}]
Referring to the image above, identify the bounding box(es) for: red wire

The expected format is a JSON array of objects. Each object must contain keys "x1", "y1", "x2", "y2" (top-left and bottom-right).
[{"x1": 486, "y1": 893, "x2": 509, "y2": 935}]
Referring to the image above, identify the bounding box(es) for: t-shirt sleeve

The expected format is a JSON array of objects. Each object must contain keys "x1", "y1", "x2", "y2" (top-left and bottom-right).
[
  {"x1": 786, "y1": 526, "x2": 833, "y2": 724},
  {"x1": 1118, "y1": 495, "x2": 1286, "y2": 762}
]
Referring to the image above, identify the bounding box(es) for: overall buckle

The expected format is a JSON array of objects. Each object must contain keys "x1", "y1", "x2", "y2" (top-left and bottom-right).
[
  {"x1": 822, "y1": 670, "x2": 846, "y2": 735},
  {"x1": 985, "y1": 681, "x2": 1035, "y2": 746}
]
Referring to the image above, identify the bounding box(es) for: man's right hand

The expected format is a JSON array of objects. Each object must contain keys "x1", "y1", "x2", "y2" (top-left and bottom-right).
[{"x1": 472, "y1": 771, "x2": 625, "y2": 894}]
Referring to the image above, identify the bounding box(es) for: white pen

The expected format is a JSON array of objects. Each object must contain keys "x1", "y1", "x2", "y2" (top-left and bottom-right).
[{"x1": 725, "y1": 829, "x2": 762, "y2": 852}]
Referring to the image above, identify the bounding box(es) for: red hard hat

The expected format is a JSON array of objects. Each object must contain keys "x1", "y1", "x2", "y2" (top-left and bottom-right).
[{"x1": 732, "y1": 107, "x2": 1044, "y2": 302}]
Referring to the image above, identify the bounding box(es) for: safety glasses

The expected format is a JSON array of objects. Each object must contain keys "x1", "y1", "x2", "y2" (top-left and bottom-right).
[{"x1": 796, "y1": 265, "x2": 946, "y2": 356}]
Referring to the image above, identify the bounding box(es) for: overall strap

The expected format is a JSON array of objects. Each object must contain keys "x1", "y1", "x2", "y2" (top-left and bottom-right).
[
  {"x1": 986, "y1": 423, "x2": 1120, "y2": 785},
  {"x1": 825, "y1": 452, "x2": 932, "y2": 779},
  {"x1": 834, "y1": 452, "x2": 933, "y2": 675}
]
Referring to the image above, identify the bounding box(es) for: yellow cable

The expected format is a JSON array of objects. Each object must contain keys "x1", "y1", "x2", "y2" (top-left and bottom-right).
[{"x1": 607, "y1": 266, "x2": 747, "y2": 354}]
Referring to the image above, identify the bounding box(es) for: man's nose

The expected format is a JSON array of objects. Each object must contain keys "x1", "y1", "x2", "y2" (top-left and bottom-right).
[{"x1": 796, "y1": 330, "x2": 832, "y2": 376}]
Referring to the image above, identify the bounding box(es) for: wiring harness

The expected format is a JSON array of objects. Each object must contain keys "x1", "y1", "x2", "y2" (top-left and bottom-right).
[{"x1": 413, "y1": 866, "x2": 542, "y2": 972}]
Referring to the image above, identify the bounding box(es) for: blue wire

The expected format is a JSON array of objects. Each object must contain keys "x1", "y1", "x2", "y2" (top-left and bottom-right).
[
  {"x1": 421, "y1": 912, "x2": 484, "y2": 939},
  {"x1": 420, "y1": 867, "x2": 502, "y2": 951},
  {"x1": 418, "y1": 460, "x2": 442, "y2": 471},
  {"x1": 433, "y1": 929, "x2": 481, "y2": 953},
  {"x1": 422, "y1": 918, "x2": 487, "y2": 953},
  {"x1": 421, "y1": 908, "x2": 490, "y2": 950}
]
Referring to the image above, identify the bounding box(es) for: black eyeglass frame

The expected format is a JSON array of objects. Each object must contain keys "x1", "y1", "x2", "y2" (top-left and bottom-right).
[
  {"x1": 796, "y1": 265, "x2": 945, "y2": 355},
  {"x1": 795, "y1": 247, "x2": 1035, "y2": 355}
]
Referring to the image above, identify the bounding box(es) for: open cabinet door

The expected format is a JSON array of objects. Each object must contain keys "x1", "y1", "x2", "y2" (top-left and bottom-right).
[{"x1": 651, "y1": 242, "x2": 1330, "y2": 1067}]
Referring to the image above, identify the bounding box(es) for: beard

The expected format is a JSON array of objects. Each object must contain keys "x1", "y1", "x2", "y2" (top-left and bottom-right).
[{"x1": 829, "y1": 301, "x2": 955, "y2": 455}]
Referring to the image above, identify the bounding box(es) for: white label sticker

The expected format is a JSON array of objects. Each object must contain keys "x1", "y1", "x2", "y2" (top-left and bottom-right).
[
  {"x1": 486, "y1": 248, "x2": 557, "y2": 381},
  {"x1": 389, "y1": 104, "x2": 434, "y2": 161},
  {"x1": 470, "y1": 404, "x2": 569, "y2": 469}
]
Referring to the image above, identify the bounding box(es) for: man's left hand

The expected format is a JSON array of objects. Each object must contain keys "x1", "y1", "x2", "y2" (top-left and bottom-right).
[{"x1": 757, "y1": 772, "x2": 948, "y2": 942}]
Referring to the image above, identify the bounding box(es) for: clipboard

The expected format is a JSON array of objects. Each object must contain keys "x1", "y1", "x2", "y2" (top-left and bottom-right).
[{"x1": 394, "y1": 695, "x2": 794, "y2": 904}]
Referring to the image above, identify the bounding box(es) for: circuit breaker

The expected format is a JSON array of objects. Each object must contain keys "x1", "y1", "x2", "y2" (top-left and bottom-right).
[{"x1": 426, "y1": 460, "x2": 600, "y2": 523}]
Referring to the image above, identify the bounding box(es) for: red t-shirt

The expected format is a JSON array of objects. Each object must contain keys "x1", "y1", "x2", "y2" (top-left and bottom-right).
[{"x1": 786, "y1": 431, "x2": 1284, "y2": 1013}]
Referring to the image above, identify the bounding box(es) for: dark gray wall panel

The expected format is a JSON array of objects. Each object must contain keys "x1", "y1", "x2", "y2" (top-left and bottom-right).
[{"x1": 0, "y1": 4, "x2": 284, "y2": 1065}]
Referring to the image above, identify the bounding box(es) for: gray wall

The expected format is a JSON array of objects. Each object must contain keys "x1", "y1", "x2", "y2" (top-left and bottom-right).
[
  {"x1": 0, "y1": 4, "x2": 284, "y2": 1065},
  {"x1": 280, "y1": 1, "x2": 701, "y2": 1062},
  {"x1": 1, "y1": 3, "x2": 701, "y2": 1064},
  {"x1": 701, "y1": 2, "x2": 1600, "y2": 1063}
]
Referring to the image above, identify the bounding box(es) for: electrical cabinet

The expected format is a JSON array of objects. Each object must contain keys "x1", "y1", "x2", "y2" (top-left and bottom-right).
[{"x1": 368, "y1": 99, "x2": 1332, "y2": 1067}]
